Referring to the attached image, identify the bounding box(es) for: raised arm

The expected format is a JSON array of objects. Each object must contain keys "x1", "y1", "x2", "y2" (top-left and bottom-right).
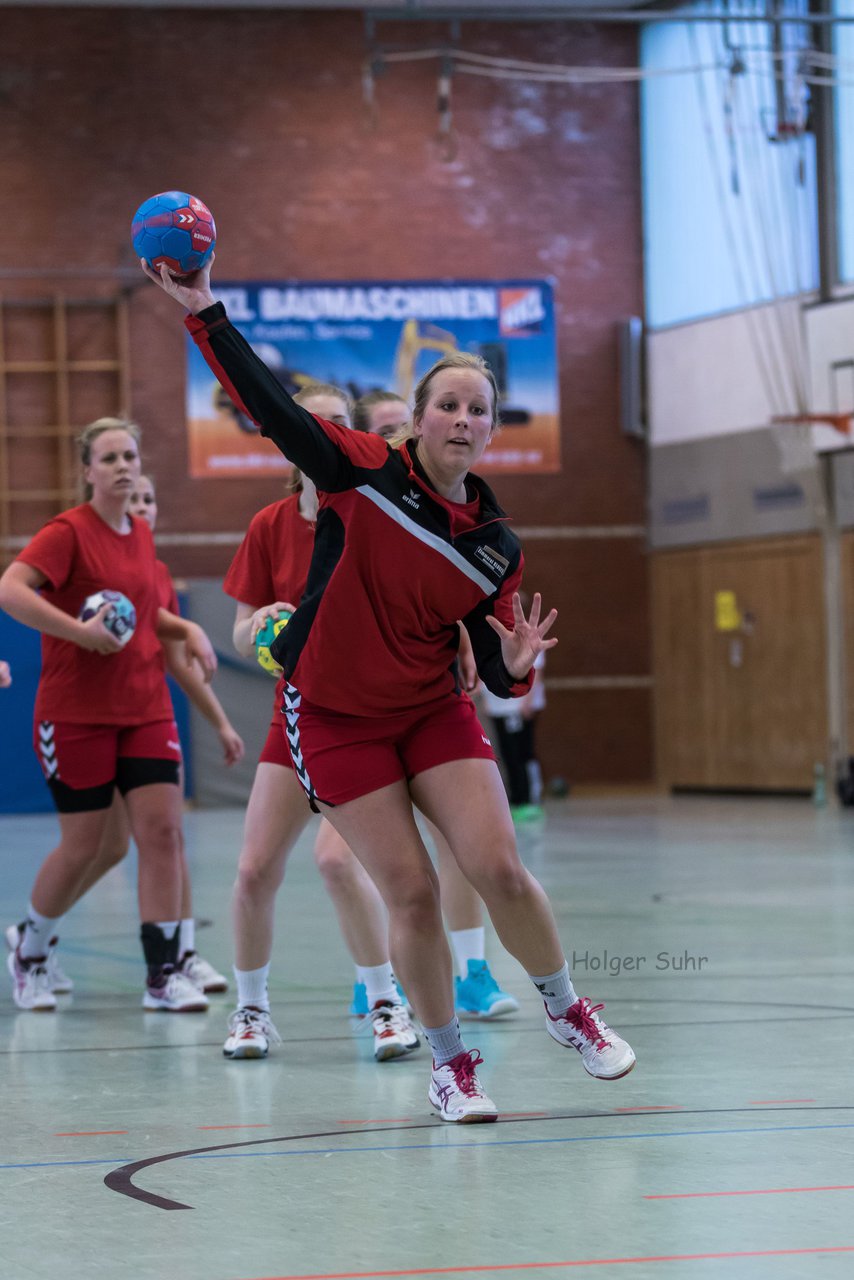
[{"x1": 141, "y1": 258, "x2": 361, "y2": 491}]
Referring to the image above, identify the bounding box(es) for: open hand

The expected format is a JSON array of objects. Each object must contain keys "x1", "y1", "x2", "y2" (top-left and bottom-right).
[
  {"x1": 485, "y1": 592, "x2": 557, "y2": 680},
  {"x1": 218, "y1": 723, "x2": 245, "y2": 767},
  {"x1": 140, "y1": 254, "x2": 216, "y2": 316}
]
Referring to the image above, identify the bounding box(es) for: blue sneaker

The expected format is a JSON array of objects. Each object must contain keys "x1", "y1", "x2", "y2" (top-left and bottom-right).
[
  {"x1": 350, "y1": 981, "x2": 369, "y2": 1018},
  {"x1": 455, "y1": 960, "x2": 520, "y2": 1019},
  {"x1": 349, "y1": 978, "x2": 410, "y2": 1018}
]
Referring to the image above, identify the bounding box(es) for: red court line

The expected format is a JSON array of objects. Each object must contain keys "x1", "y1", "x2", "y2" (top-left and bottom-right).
[
  {"x1": 197, "y1": 1124, "x2": 271, "y2": 1131},
  {"x1": 646, "y1": 1184, "x2": 854, "y2": 1200},
  {"x1": 236, "y1": 1245, "x2": 854, "y2": 1279},
  {"x1": 55, "y1": 1130, "x2": 128, "y2": 1136},
  {"x1": 749, "y1": 1099, "x2": 815, "y2": 1105}
]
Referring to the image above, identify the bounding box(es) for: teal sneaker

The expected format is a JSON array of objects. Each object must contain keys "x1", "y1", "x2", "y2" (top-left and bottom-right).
[
  {"x1": 455, "y1": 960, "x2": 520, "y2": 1019},
  {"x1": 350, "y1": 981, "x2": 369, "y2": 1018},
  {"x1": 349, "y1": 978, "x2": 410, "y2": 1018}
]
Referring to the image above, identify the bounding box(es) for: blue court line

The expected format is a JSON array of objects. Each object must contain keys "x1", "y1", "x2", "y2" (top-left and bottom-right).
[{"x1": 6, "y1": 1119, "x2": 854, "y2": 1171}]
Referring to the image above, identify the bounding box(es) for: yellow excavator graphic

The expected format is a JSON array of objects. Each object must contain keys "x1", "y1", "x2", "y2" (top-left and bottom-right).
[{"x1": 394, "y1": 319, "x2": 530, "y2": 425}]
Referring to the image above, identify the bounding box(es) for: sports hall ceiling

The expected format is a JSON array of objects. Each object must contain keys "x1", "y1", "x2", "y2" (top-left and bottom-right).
[{"x1": 0, "y1": 1, "x2": 659, "y2": 11}]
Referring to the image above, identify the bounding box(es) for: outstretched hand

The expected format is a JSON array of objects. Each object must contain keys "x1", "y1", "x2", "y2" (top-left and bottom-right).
[
  {"x1": 140, "y1": 254, "x2": 216, "y2": 316},
  {"x1": 486, "y1": 591, "x2": 557, "y2": 680}
]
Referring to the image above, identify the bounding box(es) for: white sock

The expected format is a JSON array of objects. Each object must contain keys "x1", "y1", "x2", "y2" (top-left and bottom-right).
[
  {"x1": 234, "y1": 964, "x2": 270, "y2": 1012},
  {"x1": 156, "y1": 920, "x2": 179, "y2": 940},
  {"x1": 179, "y1": 918, "x2": 195, "y2": 958},
  {"x1": 357, "y1": 962, "x2": 399, "y2": 1007},
  {"x1": 20, "y1": 904, "x2": 62, "y2": 960},
  {"x1": 529, "y1": 961, "x2": 577, "y2": 1017},
  {"x1": 450, "y1": 927, "x2": 485, "y2": 976},
  {"x1": 423, "y1": 1016, "x2": 465, "y2": 1066}
]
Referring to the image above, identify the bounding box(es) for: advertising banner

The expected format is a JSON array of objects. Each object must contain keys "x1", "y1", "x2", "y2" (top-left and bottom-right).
[{"x1": 185, "y1": 280, "x2": 560, "y2": 478}]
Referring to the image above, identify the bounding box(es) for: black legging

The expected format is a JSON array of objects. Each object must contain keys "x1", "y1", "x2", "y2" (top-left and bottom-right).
[{"x1": 490, "y1": 714, "x2": 535, "y2": 806}]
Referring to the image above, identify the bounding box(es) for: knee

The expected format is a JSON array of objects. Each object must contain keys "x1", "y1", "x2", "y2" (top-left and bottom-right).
[
  {"x1": 235, "y1": 854, "x2": 282, "y2": 902},
  {"x1": 313, "y1": 841, "x2": 358, "y2": 891},
  {"x1": 389, "y1": 874, "x2": 442, "y2": 929},
  {"x1": 135, "y1": 815, "x2": 182, "y2": 862},
  {"x1": 94, "y1": 839, "x2": 130, "y2": 873},
  {"x1": 475, "y1": 847, "x2": 530, "y2": 901}
]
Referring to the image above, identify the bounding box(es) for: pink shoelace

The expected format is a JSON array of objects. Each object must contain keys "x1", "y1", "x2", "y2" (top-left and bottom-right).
[
  {"x1": 447, "y1": 1049, "x2": 485, "y2": 1095},
  {"x1": 564, "y1": 998, "x2": 611, "y2": 1051}
]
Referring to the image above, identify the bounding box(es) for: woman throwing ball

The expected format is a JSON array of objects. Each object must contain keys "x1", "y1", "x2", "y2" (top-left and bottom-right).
[
  {"x1": 144, "y1": 257, "x2": 636, "y2": 1121},
  {"x1": 0, "y1": 418, "x2": 215, "y2": 1013}
]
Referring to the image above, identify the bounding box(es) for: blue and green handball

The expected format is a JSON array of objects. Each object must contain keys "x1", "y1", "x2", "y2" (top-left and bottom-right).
[{"x1": 255, "y1": 611, "x2": 291, "y2": 675}]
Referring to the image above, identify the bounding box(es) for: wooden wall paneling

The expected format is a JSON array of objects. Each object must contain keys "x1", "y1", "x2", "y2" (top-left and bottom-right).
[{"x1": 653, "y1": 536, "x2": 826, "y2": 791}]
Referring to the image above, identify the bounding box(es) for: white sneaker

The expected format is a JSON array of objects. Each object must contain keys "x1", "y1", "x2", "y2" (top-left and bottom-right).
[
  {"x1": 179, "y1": 950, "x2": 228, "y2": 994},
  {"x1": 143, "y1": 969, "x2": 209, "y2": 1012},
  {"x1": 370, "y1": 999, "x2": 421, "y2": 1061},
  {"x1": 428, "y1": 1049, "x2": 498, "y2": 1123},
  {"x1": 6, "y1": 923, "x2": 73, "y2": 994},
  {"x1": 7, "y1": 948, "x2": 57, "y2": 1011},
  {"x1": 546, "y1": 997, "x2": 636, "y2": 1079},
  {"x1": 223, "y1": 1006, "x2": 281, "y2": 1059}
]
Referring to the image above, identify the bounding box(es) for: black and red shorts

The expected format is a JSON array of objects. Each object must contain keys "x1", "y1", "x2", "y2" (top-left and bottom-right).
[{"x1": 34, "y1": 719, "x2": 182, "y2": 813}]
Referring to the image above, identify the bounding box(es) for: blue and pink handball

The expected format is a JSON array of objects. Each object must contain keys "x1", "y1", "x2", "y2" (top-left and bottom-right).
[{"x1": 131, "y1": 191, "x2": 216, "y2": 278}]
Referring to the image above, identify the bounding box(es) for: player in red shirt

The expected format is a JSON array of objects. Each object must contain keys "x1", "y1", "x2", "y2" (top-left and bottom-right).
[
  {"x1": 10, "y1": 473, "x2": 245, "y2": 998},
  {"x1": 147, "y1": 259, "x2": 636, "y2": 1122},
  {"x1": 0, "y1": 418, "x2": 217, "y2": 1013},
  {"x1": 223, "y1": 383, "x2": 420, "y2": 1062},
  {"x1": 352, "y1": 389, "x2": 520, "y2": 1020}
]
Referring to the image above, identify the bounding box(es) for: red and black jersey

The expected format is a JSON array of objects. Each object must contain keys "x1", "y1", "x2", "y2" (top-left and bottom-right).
[{"x1": 187, "y1": 302, "x2": 533, "y2": 717}]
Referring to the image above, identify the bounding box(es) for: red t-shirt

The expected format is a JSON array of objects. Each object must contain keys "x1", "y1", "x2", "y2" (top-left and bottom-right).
[
  {"x1": 16, "y1": 503, "x2": 172, "y2": 726},
  {"x1": 224, "y1": 494, "x2": 315, "y2": 721},
  {"x1": 223, "y1": 495, "x2": 314, "y2": 609},
  {"x1": 155, "y1": 560, "x2": 180, "y2": 615}
]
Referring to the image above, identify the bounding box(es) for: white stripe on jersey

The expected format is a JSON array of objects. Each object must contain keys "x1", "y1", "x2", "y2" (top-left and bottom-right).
[{"x1": 354, "y1": 485, "x2": 496, "y2": 596}]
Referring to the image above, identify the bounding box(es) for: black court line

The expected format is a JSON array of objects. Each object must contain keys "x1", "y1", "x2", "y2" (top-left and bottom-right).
[
  {"x1": 5, "y1": 1003, "x2": 854, "y2": 1056},
  {"x1": 103, "y1": 1105, "x2": 854, "y2": 1212}
]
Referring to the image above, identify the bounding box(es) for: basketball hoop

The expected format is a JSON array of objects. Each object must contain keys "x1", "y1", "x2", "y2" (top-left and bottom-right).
[{"x1": 771, "y1": 413, "x2": 853, "y2": 478}]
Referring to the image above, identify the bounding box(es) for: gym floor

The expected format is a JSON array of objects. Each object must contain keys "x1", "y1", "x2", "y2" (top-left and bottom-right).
[{"x1": 2, "y1": 793, "x2": 853, "y2": 1280}]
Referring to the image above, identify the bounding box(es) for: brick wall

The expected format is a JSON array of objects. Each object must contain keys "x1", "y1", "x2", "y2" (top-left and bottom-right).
[{"x1": 1, "y1": 10, "x2": 650, "y2": 783}]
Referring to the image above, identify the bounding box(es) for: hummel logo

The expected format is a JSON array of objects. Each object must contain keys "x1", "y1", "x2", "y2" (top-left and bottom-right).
[
  {"x1": 167, "y1": 740, "x2": 182, "y2": 753},
  {"x1": 481, "y1": 735, "x2": 491, "y2": 746},
  {"x1": 401, "y1": 488, "x2": 421, "y2": 510}
]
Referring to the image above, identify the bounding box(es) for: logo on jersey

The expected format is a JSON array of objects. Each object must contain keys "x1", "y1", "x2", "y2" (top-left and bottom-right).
[
  {"x1": 473, "y1": 544, "x2": 509, "y2": 580},
  {"x1": 401, "y1": 488, "x2": 421, "y2": 511},
  {"x1": 499, "y1": 287, "x2": 546, "y2": 336}
]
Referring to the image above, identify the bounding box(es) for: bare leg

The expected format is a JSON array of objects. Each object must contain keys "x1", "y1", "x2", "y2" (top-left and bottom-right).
[
  {"x1": 64, "y1": 792, "x2": 131, "y2": 905},
  {"x1": 312, "y1": 820, "x2": 390, "y2": 967},
  {"x1": 123, "y1": 782, "x2": 183, "y2": 922},
  {"x1": 29, "y1": 807, "x2": 114, "y2": 918},
  {"x1": 426, "y1": 819, "x2": 483, "y2": 932},
  {"x1": 410, "y1": 759, "x2": 565, "y2": 977},
  {"x1": 317, "y1": 781, "x2": 454, "y2": 1029},
  {"x1": 232, "y1": 763, "x2": 311, "y2": 972}
]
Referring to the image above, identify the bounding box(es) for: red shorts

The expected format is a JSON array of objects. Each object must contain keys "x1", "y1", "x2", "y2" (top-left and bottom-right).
[
  {"x1": 282, "y1": 685, "x2": 495, "y2": 807},
  {"x1": 259, "y1": 717, "x2": 293, "y2": 768},
  {"x1": 258, "y1": 681, "x2": 293, "y2": 768},
  {"x1": 34, "y1": 719, "x2": 182, "y2": 811}
]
